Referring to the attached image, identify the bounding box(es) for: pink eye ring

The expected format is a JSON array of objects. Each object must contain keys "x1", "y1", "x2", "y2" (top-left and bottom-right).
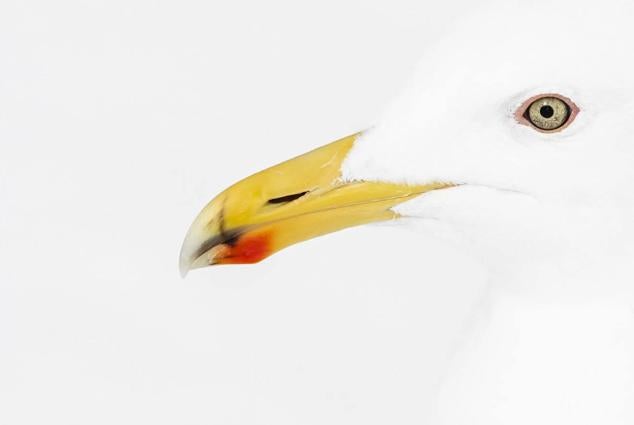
[{"x1": 515, "y1": 93, "x2": 579, "y2": 133}]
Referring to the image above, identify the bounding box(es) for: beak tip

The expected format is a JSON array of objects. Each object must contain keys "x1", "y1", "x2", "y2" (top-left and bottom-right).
[
  {"x1": 179, "y1": 238, "x2": 192, "y2": 278},
  {"x1": 179, "y1": 266, "x2": 189, "y2": 279},
  {"x1": 179, "y1": 255, "x2": 190, "y2": 279}
]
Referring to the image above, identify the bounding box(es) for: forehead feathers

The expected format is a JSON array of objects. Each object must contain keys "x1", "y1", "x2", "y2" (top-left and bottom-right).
[{"x1": 342, "y1": 0, "x2": 634, "y2": 207}]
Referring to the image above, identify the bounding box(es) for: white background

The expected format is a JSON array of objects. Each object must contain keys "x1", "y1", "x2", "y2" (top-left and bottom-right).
[{"x1": 1, "y1": 1, "x2": 486, "y2": 423}]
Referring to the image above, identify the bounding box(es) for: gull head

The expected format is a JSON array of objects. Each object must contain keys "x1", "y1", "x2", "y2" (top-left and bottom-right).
[{"x1": 180, "y1": 0, "x2": 634, "y2": 277}]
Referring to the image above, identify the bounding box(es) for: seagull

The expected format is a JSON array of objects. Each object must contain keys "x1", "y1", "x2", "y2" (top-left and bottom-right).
[{"x1": 180, "y1": 0, "x2": 634, "y2": 422}]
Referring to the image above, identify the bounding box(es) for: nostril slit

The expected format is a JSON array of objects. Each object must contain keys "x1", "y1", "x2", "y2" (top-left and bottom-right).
[{"x1": 267, "y1": 191, "x2": 309, "y2": 204}]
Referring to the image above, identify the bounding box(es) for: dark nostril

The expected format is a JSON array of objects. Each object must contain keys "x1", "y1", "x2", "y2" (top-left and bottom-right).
[{"x1": 267, "y1": 191, "x2": 309, "y2": 204}]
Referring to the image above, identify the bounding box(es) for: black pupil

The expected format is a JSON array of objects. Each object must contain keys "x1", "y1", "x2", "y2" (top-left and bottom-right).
[{"x1": 540, "y1": 105, "x2": 555, "y2": 119}]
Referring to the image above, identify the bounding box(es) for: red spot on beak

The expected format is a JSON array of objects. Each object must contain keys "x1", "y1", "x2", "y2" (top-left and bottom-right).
[{"x1": 218, "y1": 232, "x2": 272, "y2": 264}]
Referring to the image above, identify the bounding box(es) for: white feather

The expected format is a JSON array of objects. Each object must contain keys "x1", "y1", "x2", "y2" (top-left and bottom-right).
[{"x1": 343, "y1": 0, "x2": 634, "y2": 422}]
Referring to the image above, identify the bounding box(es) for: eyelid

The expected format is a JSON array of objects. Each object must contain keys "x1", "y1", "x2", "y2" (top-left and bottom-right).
[{"x1": 514, "y1": 93, "x2": 580, "y2": 133}]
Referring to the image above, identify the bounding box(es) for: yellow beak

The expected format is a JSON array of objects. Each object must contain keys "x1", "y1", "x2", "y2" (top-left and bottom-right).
[{"x1": 179, "y1": 132, "x2": 449, "y2": 277}]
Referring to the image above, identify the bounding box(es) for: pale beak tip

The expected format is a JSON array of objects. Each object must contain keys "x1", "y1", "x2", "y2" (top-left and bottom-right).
[
  {"x1": 179, "y1": 239, "x2": 193, "y2": 278},
  {"x1": 179, "y1": 264, "x2": 189, "y2": 279},
  {"x1": 179, "y1": 254, "x2": 190, "y2": 279}
]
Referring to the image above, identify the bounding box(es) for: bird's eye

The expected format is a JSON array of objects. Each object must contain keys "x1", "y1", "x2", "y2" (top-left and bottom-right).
[
  {"x1": 526, "y1": 97, "x2": 569, "y2": 130},
  {"x1": 515, "y1": 94, "x2": 579, "y2": 133}
]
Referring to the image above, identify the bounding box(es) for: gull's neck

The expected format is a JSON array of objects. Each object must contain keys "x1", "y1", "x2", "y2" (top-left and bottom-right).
[
  {"x1": 413, "y1": 199, "x2": 634, "y2": 424},
  {"x1": 481, "y1": 211, "x2": 634, "y2": 301},
  {"x1": 429, "y1": 288, "x2": 634, "y2": 425},
  {"x1": 407, "y1": 189, "x2": 634, "y2": 299}
]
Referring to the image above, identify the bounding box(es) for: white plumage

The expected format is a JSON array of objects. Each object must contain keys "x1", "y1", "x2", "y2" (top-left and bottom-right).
[{"x1": 343, "y1": 0, "x2": 634, "y2": 422}]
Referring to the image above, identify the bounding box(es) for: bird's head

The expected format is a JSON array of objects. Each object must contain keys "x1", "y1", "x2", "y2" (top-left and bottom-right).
[{"x1": 180, "y1": 0, "x2": 634, "y2": 277}]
